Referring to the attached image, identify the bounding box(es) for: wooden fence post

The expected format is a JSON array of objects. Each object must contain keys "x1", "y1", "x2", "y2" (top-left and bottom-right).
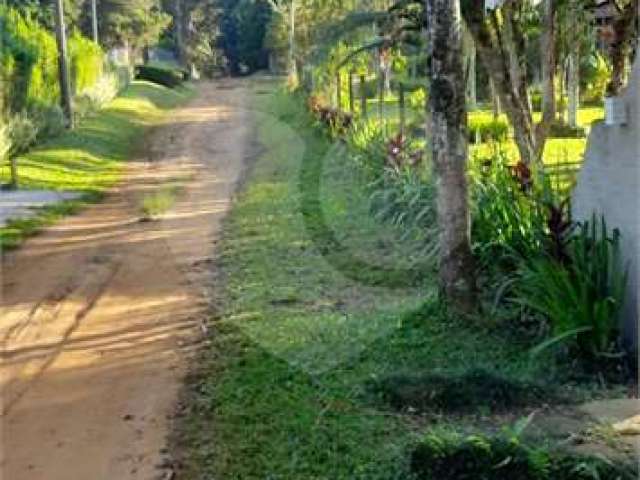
[
  {"x1": 398, "y1": 83, "x2": 406, "y2": 137},
  {"x1": 360, "y1": 74, "x2": 367, "y2": 118},
  {"x1": 378, "y1": 75, "x2": 384, "y2": 126},
  {"x1": 348, "y1": 72, "x2": 355, "y2": 113},
  {"x1": 336, "y1": 72, "x2": 342, "y2": 111},
  {"x1": 54, "y1": 0, "x2": 74, "y2": 128}
]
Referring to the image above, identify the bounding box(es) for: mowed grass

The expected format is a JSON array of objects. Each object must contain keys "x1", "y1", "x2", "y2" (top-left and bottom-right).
[
  {"x1": 173, "y1": 87, "x2": 618, "y2": 479},
  {"x1": 0, "y1": 81, "x2": 193, "y2": 249}
]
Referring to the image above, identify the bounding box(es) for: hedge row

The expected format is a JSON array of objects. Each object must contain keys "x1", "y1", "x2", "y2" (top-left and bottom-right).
[
  {"x1": 0, "y1": 6, "x2": 105, "y2": 116},
  {"x1": 135, "y1": 65, "x2": 188, "y2": 89}
]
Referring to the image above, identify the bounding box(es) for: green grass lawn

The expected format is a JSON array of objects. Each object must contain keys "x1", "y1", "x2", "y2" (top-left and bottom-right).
[
  {"x1": 0, "y1": 81, "x2": 193, "y2": 250},
  {"x1": 174, "y1": 87, "x2": 624, "y2": 479}
]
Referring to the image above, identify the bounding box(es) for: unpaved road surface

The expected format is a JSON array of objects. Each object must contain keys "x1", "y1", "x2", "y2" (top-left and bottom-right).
[{"x1": 1, "y1": 80, "x2": 253, "y2": 480}]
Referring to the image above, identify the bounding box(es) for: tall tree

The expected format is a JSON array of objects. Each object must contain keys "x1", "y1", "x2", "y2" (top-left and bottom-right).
[
  {"x1": 462, "y1": 0, "x2": 557, "y2": 165},
  {"x1": 426, "y1": 0, "x2": 475, "y2": 311}
]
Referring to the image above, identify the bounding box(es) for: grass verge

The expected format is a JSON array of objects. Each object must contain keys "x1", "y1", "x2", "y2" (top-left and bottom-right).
[
  {"x1": 0, "y1": 80, "x2": 194, "y2": 250},
  {"x1": 173, "y1": 86, "x2": 628, "y2": 479}
]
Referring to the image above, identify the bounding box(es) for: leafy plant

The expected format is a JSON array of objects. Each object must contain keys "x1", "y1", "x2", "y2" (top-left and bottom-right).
[
  {"x1": 28, "y1": 103, "x2": 65, "y2": 141},
  {"x1": 7, "y1": 112, "x2": 37, "y2": 157},
  {"x1": 468, "y1": 116, "x2": 510, "y2": 143},
  {"x1": 517, "y1": 216, "x2": 628, "y2": 357},
  {"x1": 135, "y1": 65, "x2": 185, "y2": 89},
  {"x1": 470, "y1": 152, "x2": 547, "y2": 272},
  {"x1": 368, "y1": 167, "x2": 437, "y2": 250},
  {"x1": 407, "y1": 87, "x2": 427, "y2": 109},
  {"x1": 410, "y1": 430, "x2": 635, "y2": 480}
]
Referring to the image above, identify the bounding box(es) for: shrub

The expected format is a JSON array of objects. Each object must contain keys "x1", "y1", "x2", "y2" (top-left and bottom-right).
[
  {"x1": 28, "y1": 103, "x2": 65, "y2": 141},
  {"x1": 548, "y1": 121, "x2": 586, "y2": 139},
  {"x1": 7, "y1": 112, "x2": 37, "y2": 157},
  {"x1": 408, "y1": 87, "x2": 427, "y2": 110},
  {"x1": 135, "y1": 65, "x2": 184, "y2": 88},
  {"x1": 0, "y1": 6, "x2": 60, "y2": 112},
  {"x1": 307, "y1": 95, "x2": 353, "y2": 135},
  {"x1": 369, "y1": 168, "x2": 437, "y2": 247},
  {"x1": 69, "y1": 31, "x2": 104, "y2": 95},
  {"x1": 516, "y1": 216, "x2": 628, "y2": 358},
  {"x1": 1, "y1": 6, "x2": 106, "y2": 118},
  {"x1": 346, "y1": 118, "x2": 387, "y2": 176},
  {"x1": 468, "y1": 116, "x2": 509, "y2": 143},
  {"x1": 410, "y1": 431, "x2": 635, "y2": 480},
  {"x1": 470, "y1": 152, "x2": 547, "y2": 272}
]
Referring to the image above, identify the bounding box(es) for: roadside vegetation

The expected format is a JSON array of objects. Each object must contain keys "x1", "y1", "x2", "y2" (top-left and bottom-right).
[
  {"x1": 0, "y1": 81, "x2": 193, "y2": 250},
  {"x1": 173, "y1": 86, "x2": 636, "y2": 479}
]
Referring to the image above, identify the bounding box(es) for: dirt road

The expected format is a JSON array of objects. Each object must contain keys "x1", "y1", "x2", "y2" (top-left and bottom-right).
[{"x1": 1, "y1": 80, "x2": 253, "y2": 480}]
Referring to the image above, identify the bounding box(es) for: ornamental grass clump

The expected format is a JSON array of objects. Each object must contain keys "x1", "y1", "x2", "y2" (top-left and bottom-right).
[{"x1": 517, "y1": 216, "x2": 628, "y2": 358}]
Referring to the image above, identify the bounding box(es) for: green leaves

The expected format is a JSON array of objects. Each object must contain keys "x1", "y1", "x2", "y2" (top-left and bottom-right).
[{"x1": 516, "y1": 215, "x2": 628, "y2": 357}]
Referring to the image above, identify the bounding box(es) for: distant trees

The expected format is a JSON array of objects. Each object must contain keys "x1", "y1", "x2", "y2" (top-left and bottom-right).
[
  {"x1": 218, "y1": 0, "x2": 272, "y2": 74},
  {"x1": 95, "y1": 0, "x2": 170, "y2": 52}
]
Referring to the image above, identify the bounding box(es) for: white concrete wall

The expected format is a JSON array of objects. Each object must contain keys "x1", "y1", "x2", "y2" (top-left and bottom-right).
[{"x1": 572, "y1": 55, "x2": 640, "y2": 349}]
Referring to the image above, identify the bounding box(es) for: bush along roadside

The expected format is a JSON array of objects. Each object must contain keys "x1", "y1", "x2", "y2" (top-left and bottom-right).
[
  {"x1": 410, "y1": 428, "x2": 637, "y2": 480},
  {"x1": 0, "y1": 6, "x2": 133, "y2": 188},
  {"x1": 0, "y1": 81, "x2": 194, "y2": 251},
  {"x1": 174, "y1": 86, "x2": 632, "y2": 480},
  {"x1": 307, "y1": 83, "x2": 634, "y2": 382},
  {"x1": 135, "y1": 64, "x2": 189, "y2": 89},
  {"x1": 469, "y1": 150, "x2": 632, "y2": 378}
]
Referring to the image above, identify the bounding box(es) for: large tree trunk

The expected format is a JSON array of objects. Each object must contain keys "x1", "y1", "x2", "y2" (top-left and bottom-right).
[{"x1": 426, "y1": 0, "x2": 475, "y2": 311}]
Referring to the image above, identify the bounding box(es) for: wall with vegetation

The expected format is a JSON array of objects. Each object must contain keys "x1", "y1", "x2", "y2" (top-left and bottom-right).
[{"x1": 572, "y1": 56, "x2": 640, "y2": 349}]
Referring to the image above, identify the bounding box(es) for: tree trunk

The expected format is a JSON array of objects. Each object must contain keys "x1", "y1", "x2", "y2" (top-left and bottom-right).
[
  {"x1": 10, "y1": 157, "x2": 18, "y2": 189},
  {"x1": 398, "y1": 83, "x2": 406, "y2": 136},
  {"x1": 288, "y1": 0, "x2": 298, "y2": 86},
  {"x1": 175, "y1": 0, "x2": 185, "y2": 64},
  {"x1": 535, "y1": 0, "x2": 557, "y2": 161},
  {"x1": 609, "y1": 1, "x2": 638, "y2": 95},
  {"x1": 348, "y1": 72, "x2": 355, "y2": 113},
  {"x1": 54, "y1": 0, "x2": 73, "y2": 129},
  {"x1": 466, "y1": 37, "x2": 477, "y2": 110},
  {"x1": 360, "y1": 74, "x2": 367, "y2": 118},
  {"x1": 427, "y1": 0, "x2": 475, "y2": 311},
  {"x1": 91, "y1": 0, "x2": 99, "y2": 44},
  {"x1": 336, "y1": 72, "x2": 342, "y2": 110},
  {"x1": 463, "y1": 1, "x2": 557, "y2": 166}
]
